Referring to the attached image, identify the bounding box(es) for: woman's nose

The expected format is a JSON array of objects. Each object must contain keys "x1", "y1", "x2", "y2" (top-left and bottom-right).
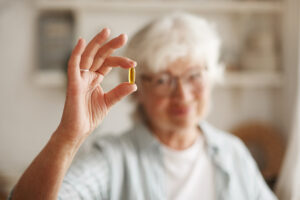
[{"x1": 171, "y1": 79, "x2": 193, "y2": 101}]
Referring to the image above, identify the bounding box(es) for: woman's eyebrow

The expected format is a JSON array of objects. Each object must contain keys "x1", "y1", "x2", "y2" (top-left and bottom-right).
[{"x1": 185, "y1": 66, "x2": 205, "y2": 72}]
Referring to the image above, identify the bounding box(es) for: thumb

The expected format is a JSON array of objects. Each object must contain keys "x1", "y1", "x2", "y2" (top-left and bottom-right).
[{"x1": 104, "y1": 82, "x2": 137, "y2": 109}]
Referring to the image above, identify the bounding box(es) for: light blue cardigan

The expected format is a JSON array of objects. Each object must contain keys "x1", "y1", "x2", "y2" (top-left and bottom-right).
[{"x1": 9, "y1": 121, "x2": 278, "y2": 200}]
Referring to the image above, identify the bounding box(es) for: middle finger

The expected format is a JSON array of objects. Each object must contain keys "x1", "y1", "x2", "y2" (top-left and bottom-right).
[
  {"x1": 79, "y1": 28, "x2": 110, "y2": 70},
  {"x1": 89, "y1": 33, "x2": 128, "y2": 72}
]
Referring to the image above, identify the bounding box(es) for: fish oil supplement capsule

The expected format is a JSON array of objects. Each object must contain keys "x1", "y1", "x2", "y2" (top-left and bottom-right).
[{"x1": 128, "y1": 67, "x2": 135, "y2": 84}]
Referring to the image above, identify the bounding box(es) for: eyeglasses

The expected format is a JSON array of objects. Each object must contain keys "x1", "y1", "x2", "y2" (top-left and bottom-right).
[{"x1": 139, "y1": 67, "x2": 207, "y2": 97}]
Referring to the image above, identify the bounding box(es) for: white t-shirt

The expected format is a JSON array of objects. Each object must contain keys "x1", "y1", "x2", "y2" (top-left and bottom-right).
[{"x1": 162, "y1": 135, "x2": 215, "y2": 200}]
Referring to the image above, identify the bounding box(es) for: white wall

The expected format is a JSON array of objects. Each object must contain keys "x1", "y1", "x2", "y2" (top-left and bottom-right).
[{"x1": 0, "y1": 0, "x2": 64, "y2": 187}]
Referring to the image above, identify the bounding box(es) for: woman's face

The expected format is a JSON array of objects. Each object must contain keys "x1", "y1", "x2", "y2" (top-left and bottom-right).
[{"x1": 137, "y1": 57, "x2": 211, "y2": 132}]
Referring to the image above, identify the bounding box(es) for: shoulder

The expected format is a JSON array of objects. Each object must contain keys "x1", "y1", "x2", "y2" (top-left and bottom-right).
[
  {"x1": 202, "y1": 122, "x2": 277, "y2": 199},
  {"x1": 201, "y1": 121, "x2": 259, "y2": 178}
]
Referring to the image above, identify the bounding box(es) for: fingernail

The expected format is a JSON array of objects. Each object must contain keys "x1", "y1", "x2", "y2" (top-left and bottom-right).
[{"x1": 133, "y1": 84, "x2": 138, "y2": 91}]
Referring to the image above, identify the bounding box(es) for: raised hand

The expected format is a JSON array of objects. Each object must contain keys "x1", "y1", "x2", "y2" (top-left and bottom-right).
[{"x1": 58, "y1": 28, "x2": 137, "y2": 143}]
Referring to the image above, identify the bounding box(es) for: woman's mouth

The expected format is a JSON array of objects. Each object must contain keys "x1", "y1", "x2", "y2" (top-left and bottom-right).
[{"x1": 169, "y1": 106, "x2": 191, "y2": 116}]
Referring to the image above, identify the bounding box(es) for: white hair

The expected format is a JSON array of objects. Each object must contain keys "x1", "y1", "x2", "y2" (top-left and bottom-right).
[{"x1": 123, "y1": 12, "x2": 224, "y2": 84}]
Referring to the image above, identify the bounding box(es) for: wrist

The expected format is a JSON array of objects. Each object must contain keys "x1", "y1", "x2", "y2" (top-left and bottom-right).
[{"x1": 50, "y1": 127, "x2": 86, "y2": 154}]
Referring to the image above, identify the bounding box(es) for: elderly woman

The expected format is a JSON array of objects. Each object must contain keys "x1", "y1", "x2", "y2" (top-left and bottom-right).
[{"x1": 10, "y1": 13, "x2": 277, "y2": 200}]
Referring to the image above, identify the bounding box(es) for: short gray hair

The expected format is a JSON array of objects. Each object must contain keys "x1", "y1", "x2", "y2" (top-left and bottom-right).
[{"x1": 123, "y1": 12, "x2": 224, "y2": 84}]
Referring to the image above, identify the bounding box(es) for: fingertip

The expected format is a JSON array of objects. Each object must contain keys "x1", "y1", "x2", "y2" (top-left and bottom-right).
[
  {"x1": 102, "y1": 27, "x2": 111, "y2": 37},
  {"x1": 77, "y1": 38, "x2": 86, "y2": 54},
  {"x1": 77, "y1": 37, "x2": 86, "y2": 47},
  {"x1": 132, "y1": 84, "x2": 138, "y2": 91},
  {"x1": 133, "y1": 61, "x2": 137, "y2": 67},
  {"x1": 126, "y1": 60, "x2": 137, "y2": 68},
  {"x1": 125, "y1": 57, "x2": 137, "y2": 68},
  {"x1": 76, "y1": 37, "x2": 81, "y2": 47},
  {"x1": 72, "y1": 37, "x2": 85, "y2": 56},
  {"x1": 124, "y1": 82, "x2": 138, "y2": 91},
  {"x1": 119, "y1": 33, "x2": 128, "y2": 44}
]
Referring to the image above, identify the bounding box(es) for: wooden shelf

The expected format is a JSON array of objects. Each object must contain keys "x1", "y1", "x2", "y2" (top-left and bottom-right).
[
  {"x1": 34, "y1": 70, "x2": 283, "y2": 88},
  {"x1": 37, "y1": 0, "x2": 283, "y2": 13},
  {"x1": 35, "y1": 0, "x2": 283, "y2": 89},
  {"x1": 220, "y1": 71, "x2": 283, "y2": 88}
]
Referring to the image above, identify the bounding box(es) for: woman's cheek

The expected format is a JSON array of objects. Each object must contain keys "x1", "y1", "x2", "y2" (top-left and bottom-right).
[
  {"x1": 153, "y1": 98, "x2": 169, "y2": 113},
  {"x1": 197, "y1": 87, "x2": 211, "y2": 118},
  {"x1": 193, "y1": 85, "x2": 205, "y2": 108},
  {"x1": 143, "y1": 95, "x2": 168, "y2": 118}
]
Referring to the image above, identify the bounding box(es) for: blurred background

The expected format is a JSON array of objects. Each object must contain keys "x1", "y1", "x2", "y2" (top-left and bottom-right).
[{"x1": 0, "y1": 0, "x2": 299, "y2": 199}]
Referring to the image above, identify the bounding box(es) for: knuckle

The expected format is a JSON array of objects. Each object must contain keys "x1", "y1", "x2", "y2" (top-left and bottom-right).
[{"x1": 80, "y1": 55, "x2": 93, "y2": 64}]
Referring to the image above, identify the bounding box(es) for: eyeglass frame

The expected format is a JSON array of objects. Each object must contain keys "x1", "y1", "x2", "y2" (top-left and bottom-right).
[{"x1": 138, "y1": 66, "x2": 208, "y2": 97}]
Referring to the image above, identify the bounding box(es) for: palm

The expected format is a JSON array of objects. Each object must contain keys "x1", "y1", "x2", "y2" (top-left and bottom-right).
[
  {"x1": 79, "y1": 73, "x2": 108, "y2": 132},
  {"x1": 90, "y1": 85, "x2": 107, "y2": 126},
  {"x1": 59, "y1": 28, "x2": 137, "y2": 141}
]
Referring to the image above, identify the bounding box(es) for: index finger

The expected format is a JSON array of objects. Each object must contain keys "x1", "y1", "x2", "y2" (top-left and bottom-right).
[{"x1": 96, "y1": 56, "x2": 137, "y2": 76}]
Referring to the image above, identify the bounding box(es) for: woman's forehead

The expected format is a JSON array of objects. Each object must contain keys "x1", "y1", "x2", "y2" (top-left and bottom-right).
[
  {"x1": 161, "y1": 58, "x2": 206, "y2": 74},
  {"x1": 138, "y1": 56, "x2": 206, "y2": 77}
]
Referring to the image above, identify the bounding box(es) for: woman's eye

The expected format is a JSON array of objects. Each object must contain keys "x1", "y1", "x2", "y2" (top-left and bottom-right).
[
  {"x1": 154, "y1": 75, "x2": 170, "y2": 85},
  {"x1": 189, "y1": 72, "x2": 201, "y2": 80},
  {"x1": 156, "y1": 78, "x2": 168, "y2": 85}
]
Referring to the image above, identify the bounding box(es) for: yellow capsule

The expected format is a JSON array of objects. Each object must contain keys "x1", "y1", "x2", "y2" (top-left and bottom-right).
[{"x1": 128, "y1": 67, "x2": 135, "y2": 84}]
